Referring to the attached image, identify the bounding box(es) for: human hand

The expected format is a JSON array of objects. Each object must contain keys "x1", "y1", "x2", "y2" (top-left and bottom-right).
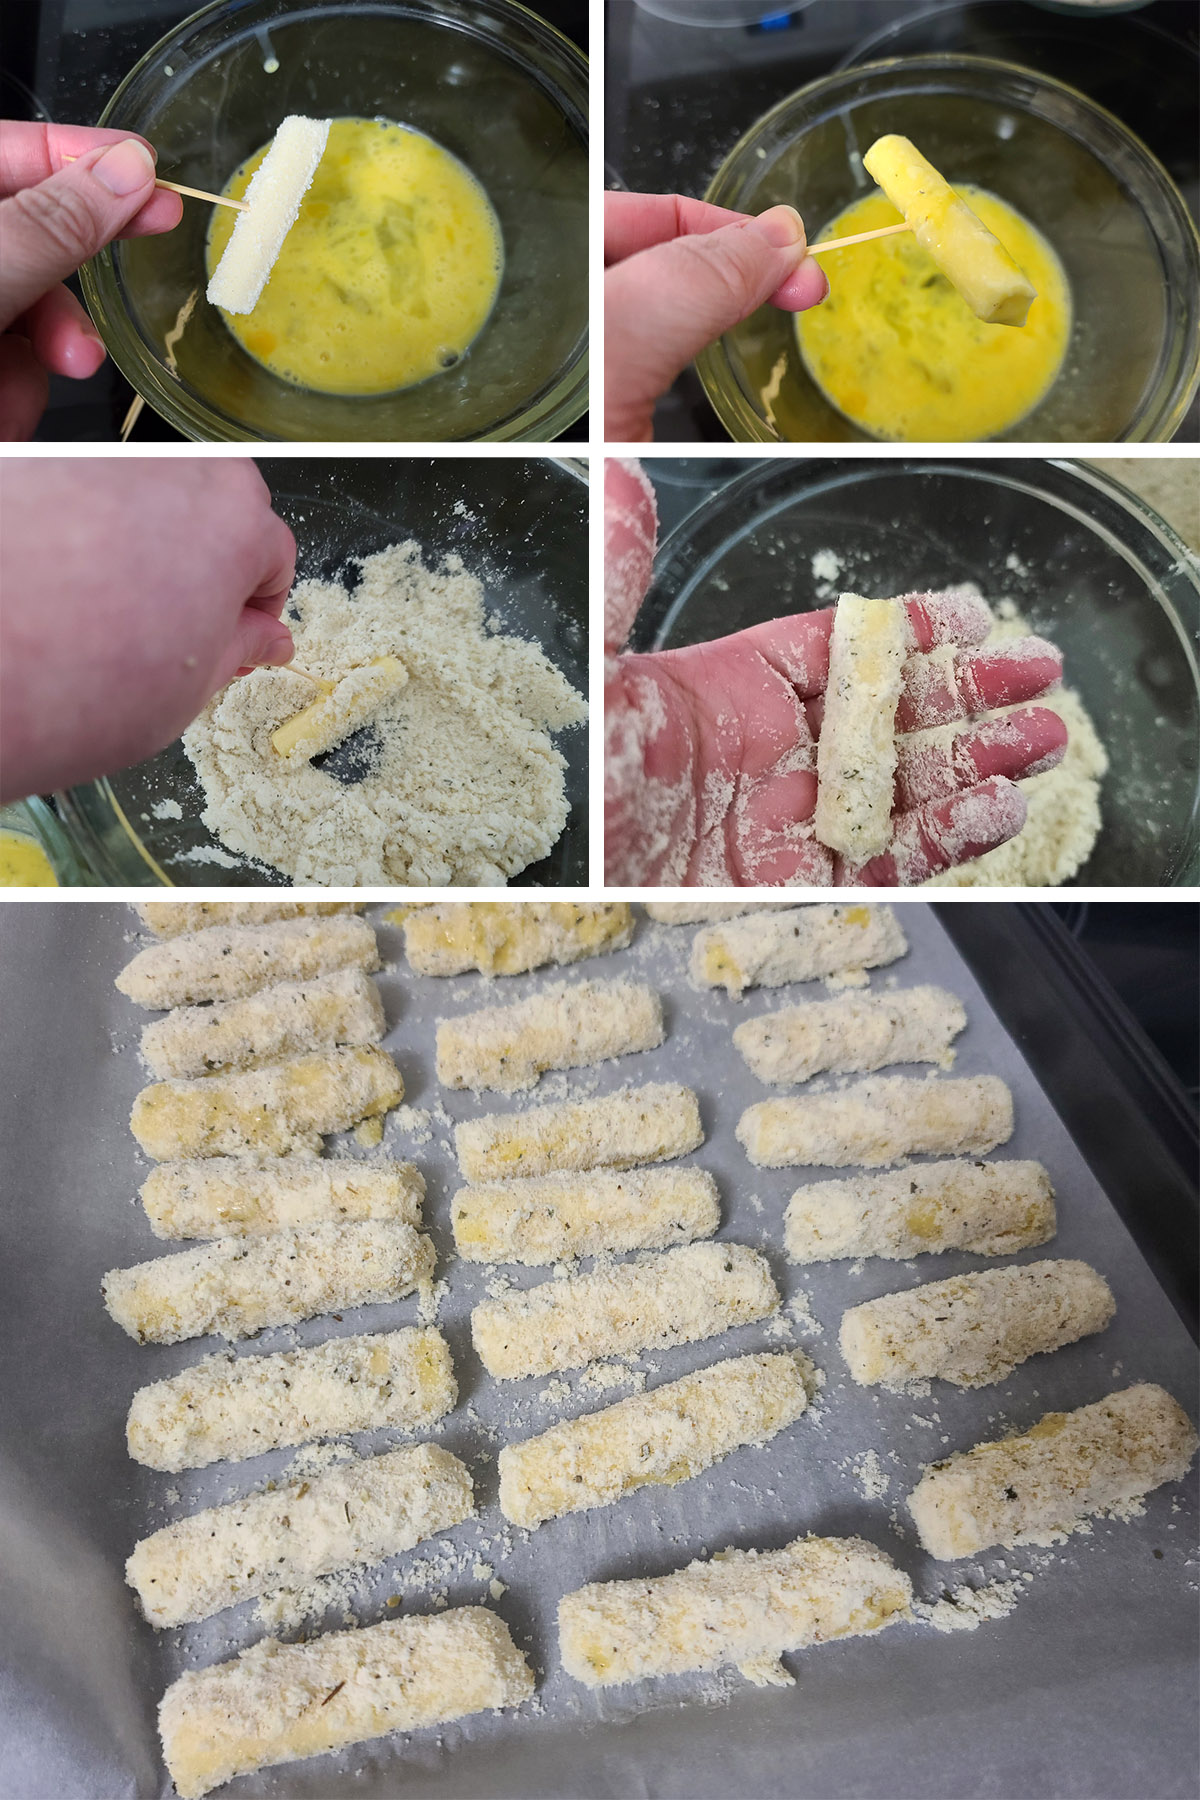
[
  {"x1": 0, "y1": 122, "x2": 183, "y2": 440},
  {"x1": 604, "y1": 460, "x2": 1067, "y2": 887},
  {"x1": 0, "y1": 460, "x2": 296, "y2": 804},
  {"x1": 605, "y1": 192, "x2": 830, "y2": 442}
]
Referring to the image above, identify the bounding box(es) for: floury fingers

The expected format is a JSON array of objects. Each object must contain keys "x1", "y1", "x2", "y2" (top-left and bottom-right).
[
  {"x1": 159, "y1": 1606, "x2": 534, "y2": 1800},
  {"x1": 559, "y1": 1535, "x2": 912, "y2": 1689}
]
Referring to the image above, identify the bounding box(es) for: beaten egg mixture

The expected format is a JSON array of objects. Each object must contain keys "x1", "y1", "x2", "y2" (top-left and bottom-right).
[
  {"x1": 795, "y1": 187, "x2": 1070, "y2": 440},
  {"x1": 207, "y1": 117, "x2": 503, "y2": 396}
]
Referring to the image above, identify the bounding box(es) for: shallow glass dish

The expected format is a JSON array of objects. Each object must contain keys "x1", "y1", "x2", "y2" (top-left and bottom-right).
[
  {"x1": 80, "y1": 0, "x2": 588, "y2": 441},
  {"x1": 631, "y1": 458, "x2": 1200, "y2": 885},
  {"x1": 57, "y1": 458, "x2": 589, "y2": 885},
  {"x1": 696, "y1": 56, "x2": 1200, "y2": 443}
]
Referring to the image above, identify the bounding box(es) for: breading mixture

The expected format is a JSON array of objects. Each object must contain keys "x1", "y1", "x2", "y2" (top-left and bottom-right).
[
  {"x1": 785, "y1": 1159, "x2": 1055, "y2": 1263},
  {"x1": 734, "y1": 985, "x2": 966, "y2": 1084},
  {"x1": 436, "y1": 978, "x2": 663, "y2": 1093},
  {"x1": 452, "y1": 1166, "x2": 721, "y2": 1265},
  {"x1": 141, "y1": 1156, "x2": 424, "y2": 1239}
]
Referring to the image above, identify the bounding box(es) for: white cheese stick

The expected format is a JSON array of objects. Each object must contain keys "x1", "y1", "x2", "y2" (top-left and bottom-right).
[
  {"x1": 128, "y1": 1443, "x2": 474, "y2": 1628},
  {"x1": 498, "y1": 1351, "x2": 808, "y2": 1528},
  {"x1": 135, "y1": 902, "x2": 362, "y2": 938},
  {"x1": 103, "y1": 1222, "x2": 434, "y2": 1345},
  {"x1": 130, "y1": 1044, "x2": 403, "y2": 1160},
  {"x1": 785, "y1": 1159, "x2": 1055, "y2": 1263},
  {"x1": 814, "y1": 594, "x2": 908, "y2": 860},
  {"x1": 404, "y1": 902, "x2": 634, "y2": 977},
  {"x1": 140, "y1": 966, "x2": 385, "y2": 1080},
  {"x1": 840, "y1": 1258, "x2": 1115, "y2": 1390},
  {"x1": 472, "y1": 1243, "x2": 778, "y2": 1379},
  {"x1": 437, "y1": 979, "x2": 663, "y2": 1094},
  {"x1": 692, "y1": 903, "x2": 907, "y2": 998},
  {"x1": 271, "y1": 656, "x2": 409, "y2": 760},
  {"x1": 909, "y1": 1384, "x2": 1199, "y2": 1560},
  {"x1": 456, "y1": 1081, "x2": 702, "y2": 1182},
  {"x1": 734, "y1": 985, "x2": 966, "y2": 1085},
  {"x1": 738, "y1": 1075, "x2": 1013, "y2": 1168},
  {"x1": 645, "y1": 904, "x2": 760, "y2": 924},
  {"x1": 117, "y1": 915, "x2": 379, "y2": 1008},
  {"x1": 127, "y1": 1326, "x2": 455, "y2": 1472},
  {"x1": 141, "y1": 1156, "x2": 424, "y2": 1240},
  {"x1": 452, "y1": 1166, "x2": 720, "y2": 1265},
  {"x1": 560, "y1": 1534, "x2": 912, "y2": 1689},
  {"x1": 159, "y1": 1606, "x2": 533, "y2": 1800},
  {"x1": 206, "y1": 114, "x2": 332, "y2": 315}
]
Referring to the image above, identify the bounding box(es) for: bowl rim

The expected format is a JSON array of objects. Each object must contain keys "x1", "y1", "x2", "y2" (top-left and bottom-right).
[
  {"x1": 696, "y1": 51, "x2": 1200, "y2": 445},
  {"x1": 79, "y1": 0, "x2": 590, "y2": 443}
]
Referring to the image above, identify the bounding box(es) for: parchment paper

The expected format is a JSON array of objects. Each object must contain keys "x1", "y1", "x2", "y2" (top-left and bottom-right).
[{"x1": 0, "y1": 902, "x2": 1196, "y2": 1800}]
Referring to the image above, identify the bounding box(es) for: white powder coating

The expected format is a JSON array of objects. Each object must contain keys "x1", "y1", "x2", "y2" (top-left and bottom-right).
[
  {"x1": 692, "y1": 905, "x2": 908, "y2": 998},
  {"x1": 130, "y1": 1044, "x2": 403, "y2": 1160},
  {"x1": 471, "y1": 1243, "x2": 779, "y2": 1378},
  {"x1": 159, "y1": 1606, "x2": 534, "y2": 1800},
  {"x1": 141, "y1": 1155, "x2": 424, "y2": 1239},
  {"x1": 206, "y1": 115, "x2": 332, "y2": 314},
  {"x1": 452, "y1": 1166, "x2": 721, "y2": 1265},
  {"x1": 644, "y1": 904, "x2": 760, "y2": 925},
  {"x1": 498, "y1": 1351, "x2": 809, "y2": 1528},
  {"x1": 117, "y1": 916, "x2": 379, "y2": 1008},
  {"x1": 126, "y1": 1326, "x2": 455, "y2": 1472},
  {"x1": 102, "y1": 1222, "x2": 435, "y2": 1345},
  {"x1": 436, "y1": 979, "x2": 664, "y2": 1093},
  {"x1": 559, "y1": 1534, "x2": 911, "y2": 1689},
  {"x1": 840, "y1": 1258, "x2": 1115, "y2": 1390},
  {"x1": 273, "y1": 657, "x2": 409, "y2": 762},
  {"x1": 909, "y1": 1384, "x2": 1199, "y2": 1559},
  {"x1": 814, "y1": 594, "x2": 908, "y2": 860},
  {"x1": 734, "y1": 985, "x2": 966, "y2": 1085},
  {"x1": 139, "y1": 966, "x2": 385, "y2": 1080},
  {"x1": 127, "y1": 1443, "x2": 474, "y2": 1628},
  {"x1": 456, "y1": 1082, "x2": 703, "y2": 1182},
  {"x1": 738, "y1": 1074, "x2": 1013, "y2": 1169},
  {"x1": 183, "y1": 544, "x2": 587, "y2": 886},
  {"x1": 785, "y1": 1158, "x2": 1055, "y2": 1263},
  {"x1": 134, "y1": 902, "x2": 362, "y2": 938},
  {"x1": 405, "y1": 902, "x2": 633, "y2": 977}
]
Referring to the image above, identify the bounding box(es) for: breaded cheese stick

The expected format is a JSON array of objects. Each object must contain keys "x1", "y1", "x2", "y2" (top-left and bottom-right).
[
  {"x1": 271, "y1": 656, "x2": 409, "y2": 760},
  {"x1": 452, "y1": 1166, "x2": 721, "y2": 1265},
  {"x1": 140, "y1": 966, "x2": 385, "y2": 1080},
  {"x1": 206, "y1": 114, "x2": 332, "y2": 315},
  {"x1": 437, "y1": 979, "x2": 664, "y2": 1094},
  {"x1": 560, "y1": 1534, "x2": 912, "y2": 1689},
  {"x1": 130, "y1": 1044, "x2": 403, "y2": 1160},
  {"x1": 734, "y1": 985, "x2": 966, "y2": 1085},
  {"x1": 117, "y1": 915, "x2": 378, "y2": 1008},
  {"x1": 404, "y1": 902, "x2": 634, "y2": 977},
  {"x1": 472, "y1": 1243, "x2": 779, "y2": 1378},
  {"x1": 135, "y1": 902, "x2": 362, "y2": 938},
  {"x1": 498, "y1": 1351, "x2": 808, "y2": 1528},
  {"x1": 785, "y1": 1159, "x2": 1055, "y2": 1263},
  {"x1": 456, "y1": 1081, "x2": 702, "y2": 1182},
  {"x1": 813, "y1": 594, "x2": 908, "y2": 860},
  {"x1": 909, "y1": 1384, "x2": 1199, "y2": 1560},
  {"x1": 645, "y1": 904, "x2": 760, "y2": 924},
  {"x1": 692, "y1": 904, "x2": 907, "y2": 998},
  {"x1": 103, "y1": 1222, "x2": 434, "y2": 1345},
  {"x1": 159, "y1": 1606, "x2": 533, "y2": 1800},
  {"x1": 128, "y1": 1443, "x2": 474, "y2": 1629},
  {"x1": 126, "y1": 1327, "x2": 455, "y2": 1472},
  {"x1": 840, "y1": 1258, "x2": 1115, "y2": 1390},
  {"x1": 141, "y1": 1156, "x2": 424, "y2": 1240},
  {"x1": 863, "y1": 134, "x2": 1036, "y2": 327},
  {"x1": 738, "y1": 1075, "x2": 1012, "y2": 1168}
]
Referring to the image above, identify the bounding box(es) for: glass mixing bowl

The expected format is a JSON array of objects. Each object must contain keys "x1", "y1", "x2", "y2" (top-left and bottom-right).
[
  {"x1": 631, "y1": 458, "x2": 1200, "y2": 885},
  {"x1": 695, "y1": 56, "x2": 1200, "y2": 443},
  {"x1": 80, "y1": 0, "x2": 588, "y2": 441},
  {"x1": 56, "y1": 458, "x2": 589, "y2": 886}
]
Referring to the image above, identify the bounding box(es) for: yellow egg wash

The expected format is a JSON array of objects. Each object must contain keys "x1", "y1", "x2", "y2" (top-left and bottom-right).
[
  {"x1": 0, "y1": 831, "x2": 57, "y2": 886},
  {"x1": 795, "y1": 187, "x2": 1070, "y2": 440},
  {"x1": 207, "y1": 117, "x2": 503, "y2": 396}
]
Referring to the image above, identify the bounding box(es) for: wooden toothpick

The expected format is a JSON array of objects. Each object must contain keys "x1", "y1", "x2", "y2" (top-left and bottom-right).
[
  {"x1": 286, "y1": 667, "x2": 336, "y2": 693},
  {"x1": 60, "y1": 154, "x2": 248, "y2": 211},
  {"x1": 806, "y1": 220, "x2": 911, "y2": 256}
]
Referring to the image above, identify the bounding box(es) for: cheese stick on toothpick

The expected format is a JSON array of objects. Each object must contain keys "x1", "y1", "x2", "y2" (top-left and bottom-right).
[{"x1": 207, "y1": 115, "x2": 331, "y2": 314}]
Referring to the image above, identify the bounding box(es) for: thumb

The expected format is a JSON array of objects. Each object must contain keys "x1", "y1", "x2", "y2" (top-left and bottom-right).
[
  {"x1": 0, "y1": 140, "x2": 158, "y2": 331},
  {"x1": 605, "y1": 206, "x2": 828, "y2": 440},
  {"x1": 211, "y1": 609, "x2": 296, "y2": 692}
]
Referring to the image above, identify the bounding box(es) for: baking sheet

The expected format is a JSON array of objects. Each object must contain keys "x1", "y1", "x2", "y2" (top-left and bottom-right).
[{"x1": 0, "y1": 901, "x2": 1196, "y2": 1800}]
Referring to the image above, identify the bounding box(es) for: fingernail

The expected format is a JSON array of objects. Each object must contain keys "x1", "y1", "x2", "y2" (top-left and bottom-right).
[
  {"x1": 92, "y1": 139, "x2": 156, "y2": 196},
  {"x1": 258, "y1": 635, "x2": 295, "y2": 667},
  {"x1": 752, "y1": 204, "x2": 807, "y2": 251}
]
